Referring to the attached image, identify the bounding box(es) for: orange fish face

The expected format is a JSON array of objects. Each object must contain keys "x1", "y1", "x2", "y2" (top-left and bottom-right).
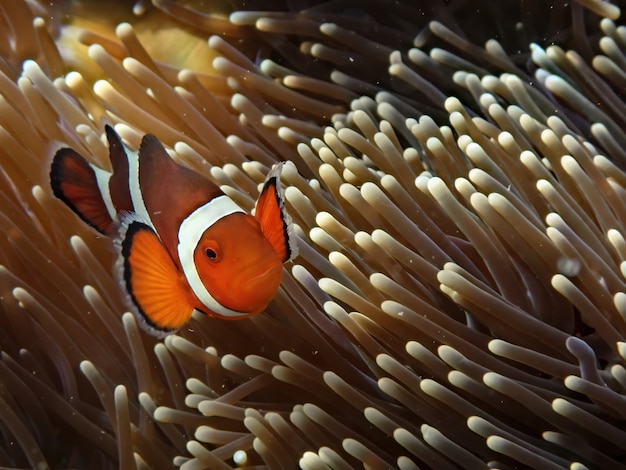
[{"x1": 192, "y1": 213, "x2": 284, "y2": 316}]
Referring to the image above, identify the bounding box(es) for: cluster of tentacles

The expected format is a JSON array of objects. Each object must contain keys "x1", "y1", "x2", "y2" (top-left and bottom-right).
[{"x1": 0, "y1": 0, "x2": 625, "y2": 468}]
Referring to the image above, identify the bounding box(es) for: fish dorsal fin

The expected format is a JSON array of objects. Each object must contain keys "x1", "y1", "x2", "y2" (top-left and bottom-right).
[
  {"x1": 139, "y1": 133, "x2": 171, "y2": 165},
  {"x1": 50, "y1": 147, "x2": 114, "y2": 234},
  {"x1": 136, "y1": 133, "x2": 223, "y2": 253},
  {"x1": 105, "y1": 124, "x2": 127, "y2": 173},
  {"x1": 116, "y1": 214, "x2": 196, "y2": 337},
  {"x1": 254, "y1": 162, "x2": 299, "y2": 262},
  {"x1": 105, "y1": 125, "x2": 133, "y2": 213}
]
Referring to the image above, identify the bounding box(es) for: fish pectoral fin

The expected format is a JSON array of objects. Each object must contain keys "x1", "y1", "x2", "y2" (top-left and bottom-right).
[
  {"x1": 50, "y1": 148, "x2": 114, "y2": 234},
  {"x1": 116, "y1": 215, "x2": 195, "y2": 337},
  {"x1": 254, "y1": 162, "x2": 299, "y2": 262}
]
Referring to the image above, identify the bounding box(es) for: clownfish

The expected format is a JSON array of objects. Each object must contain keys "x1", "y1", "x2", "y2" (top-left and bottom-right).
[{"x1": 50, "y1": 126, "x2": 298, "y2": 336}]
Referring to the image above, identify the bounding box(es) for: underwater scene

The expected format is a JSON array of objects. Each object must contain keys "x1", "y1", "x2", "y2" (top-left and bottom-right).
[{"x1": 0, "y1": 0, "x2": 625, "y2": 468}]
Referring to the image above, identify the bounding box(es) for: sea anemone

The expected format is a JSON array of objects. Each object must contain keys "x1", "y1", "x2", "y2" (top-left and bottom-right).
[{"x1": 0, "y1": 0, "x2": 625, "y2": 468}]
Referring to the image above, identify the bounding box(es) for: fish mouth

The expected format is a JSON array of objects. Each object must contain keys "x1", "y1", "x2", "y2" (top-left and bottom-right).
[
  {"x1": 247, "y1": 264, "x2": 283, "y2": 284},
  {"x1": 219, "y1": 263, "x2": 283, "y2": 314}
]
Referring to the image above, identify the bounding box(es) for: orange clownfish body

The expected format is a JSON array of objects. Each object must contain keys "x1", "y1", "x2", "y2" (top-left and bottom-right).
[{"x1": 50, "y1": 126, "x2": 298, "y2": 336}]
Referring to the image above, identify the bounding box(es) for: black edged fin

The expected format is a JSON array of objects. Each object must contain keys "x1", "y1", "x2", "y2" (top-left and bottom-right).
[
  {"x1": 50, "y1": 147, "x2": 114, "y2": 234},
  {"x1": 254, "y1": 162, "x2": 299, "y2": 262},
  {"x1": 115, "y1": 213, "x2": 196, "y2": 337}
]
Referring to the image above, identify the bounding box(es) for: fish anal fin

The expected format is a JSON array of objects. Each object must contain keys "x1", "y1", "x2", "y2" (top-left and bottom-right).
[
  {"x1": 50, "y1": 148, "x2": 114, "y2": 234},
  {"x1": 254, "y1": 162, "x2": 299, "y2": 262},
  {"x1": 116, "y1": 216, "x2": 195, "y2": 336}
]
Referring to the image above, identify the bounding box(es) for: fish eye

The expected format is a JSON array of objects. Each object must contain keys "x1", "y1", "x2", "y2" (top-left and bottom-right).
[{"x1": 205, "y1": 246, "x2": 220, "y2": 261}]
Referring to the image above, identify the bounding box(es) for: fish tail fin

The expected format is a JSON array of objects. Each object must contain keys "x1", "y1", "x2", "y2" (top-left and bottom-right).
[{"x1": 50, "y1": 147, "x2": 115, "y2": 234}]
